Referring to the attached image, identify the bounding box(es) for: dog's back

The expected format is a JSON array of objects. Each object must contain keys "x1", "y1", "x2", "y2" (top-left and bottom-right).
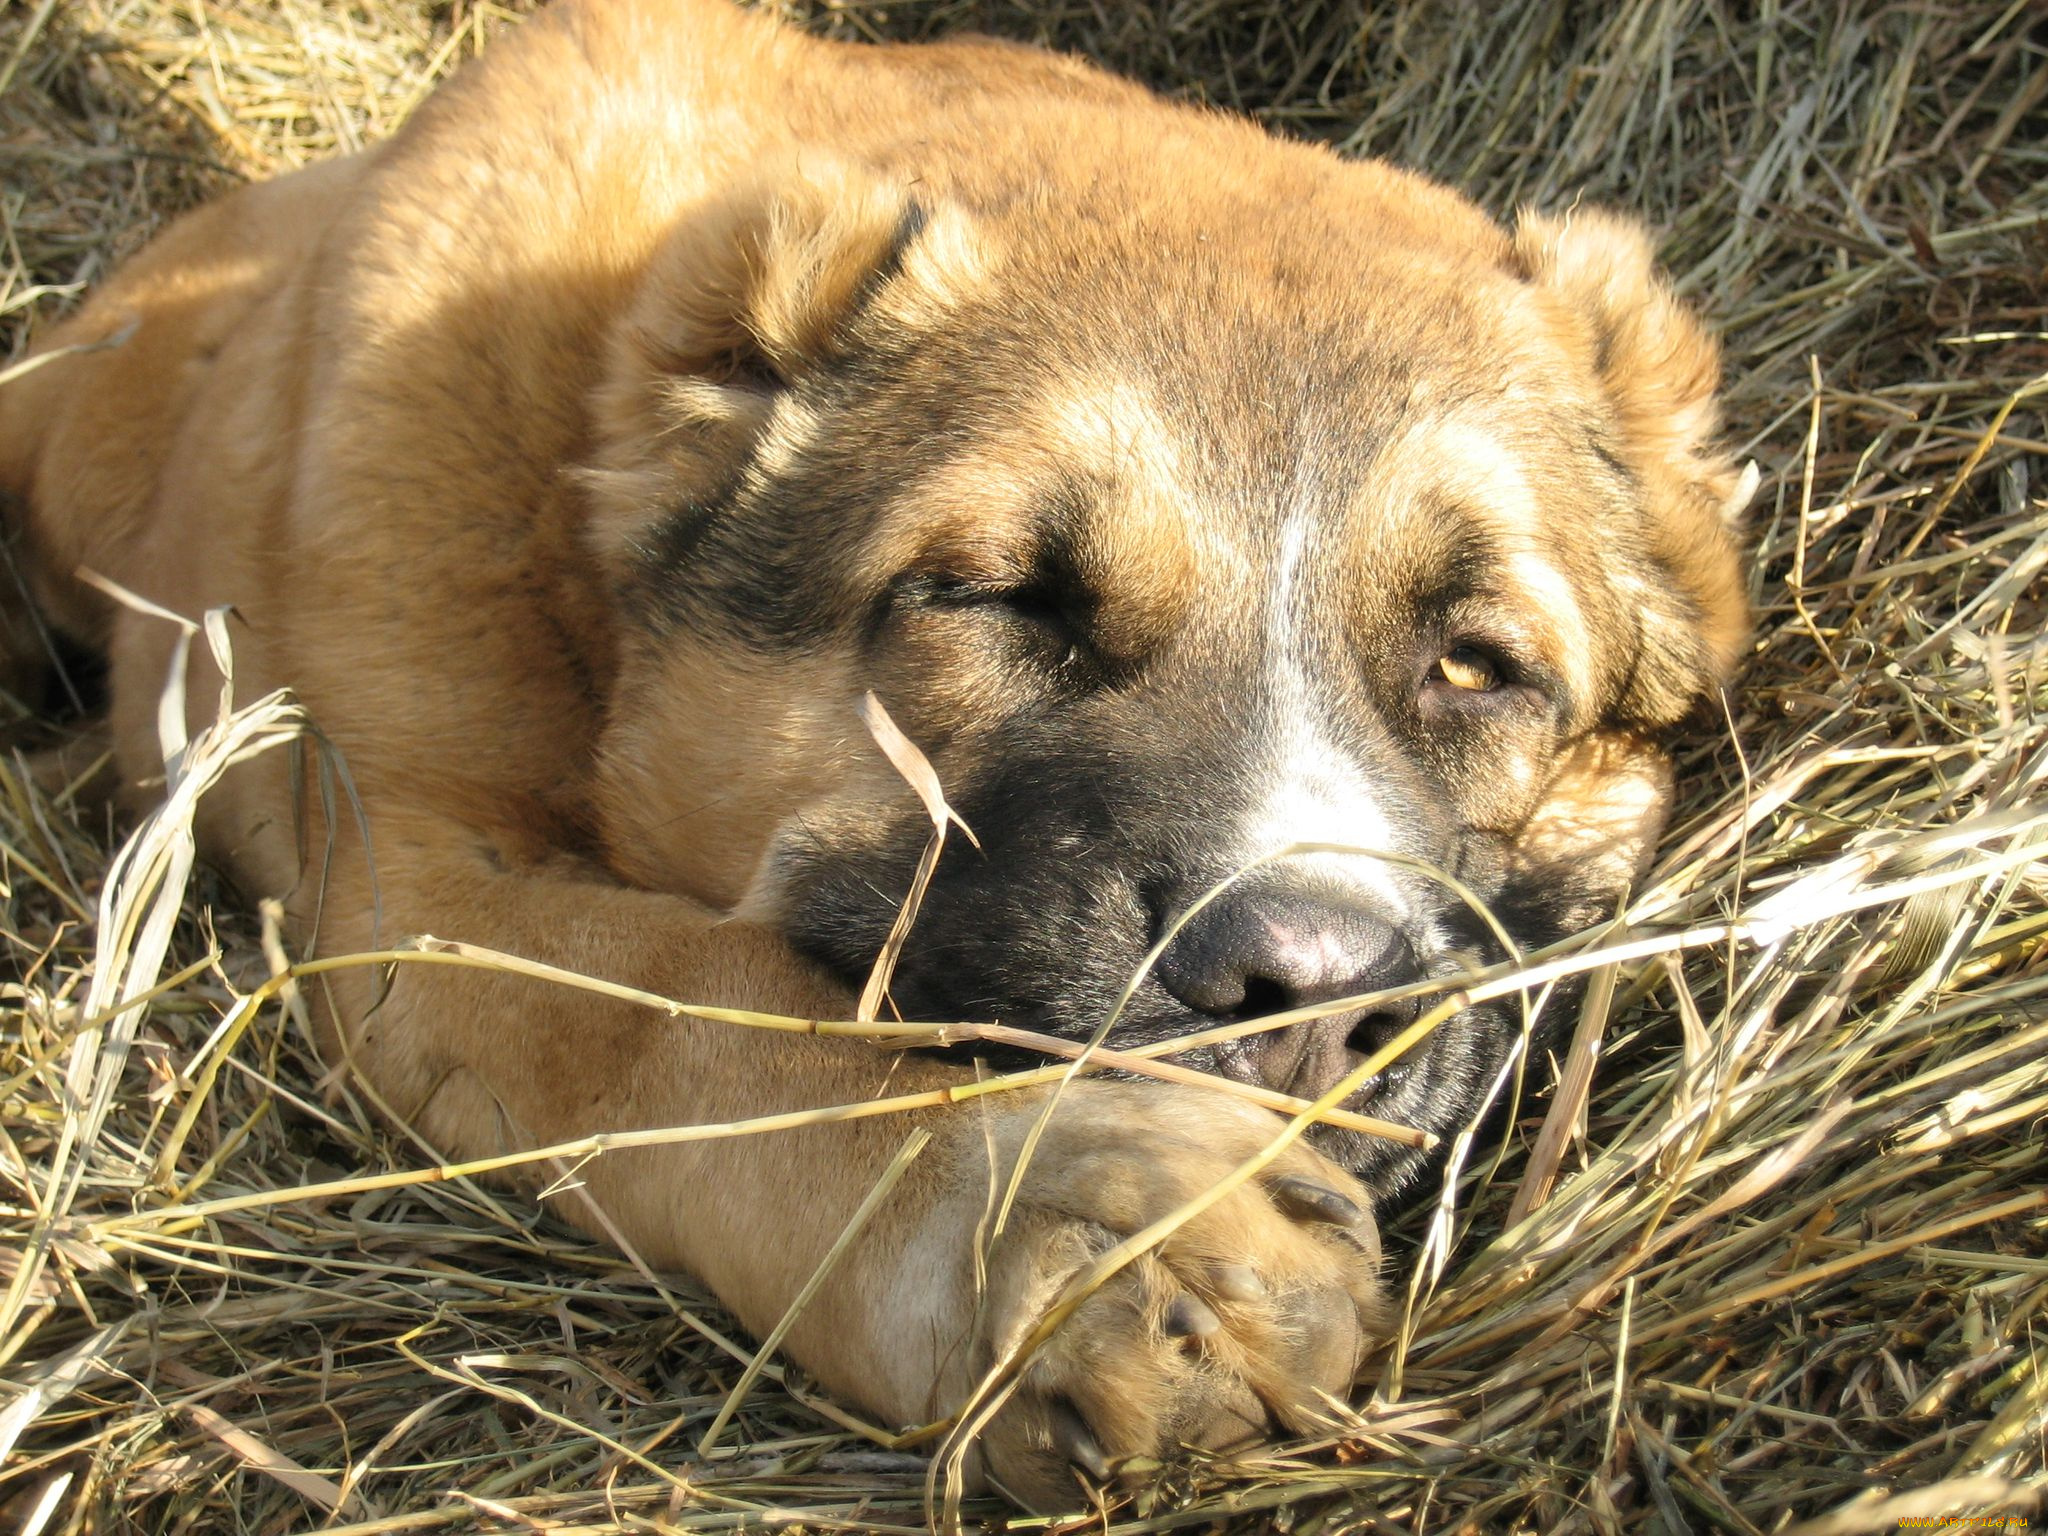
[{"x1": 0, "y1": 157, "x2": 373, "y2": 675}]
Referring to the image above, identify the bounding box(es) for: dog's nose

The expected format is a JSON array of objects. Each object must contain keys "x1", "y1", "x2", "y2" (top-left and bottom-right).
[
  {"x1": 1152, "y1": 887, "x2": 1421, "y2": 1095},
  {"x1": 1154, "y1": 887, "x2": 1414, "y2": 1017}
]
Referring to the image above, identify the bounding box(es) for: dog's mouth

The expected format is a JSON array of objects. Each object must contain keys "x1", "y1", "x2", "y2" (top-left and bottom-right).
[
  {"x1": 861, "y1": 939, "x2": 1455, "y2": 1100},
  {"x1": 1218, "y1": 1045, "x2": 1408, "y2": 1111},
  {"x1": 1200, "y1": 995, "x2": 1433, "y2": 1107},
  {"x1": 888, "y1": 991, "x2": 1421, "y2": 1105},
  {"x1": 1338, "y1": 1053, "x2": 1415, "y2": 1110}
]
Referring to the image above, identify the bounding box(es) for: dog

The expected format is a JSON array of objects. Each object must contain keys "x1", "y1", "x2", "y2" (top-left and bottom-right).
[{"x1": 0, "y1": 0, "x2": 1748, "y2": 1507}]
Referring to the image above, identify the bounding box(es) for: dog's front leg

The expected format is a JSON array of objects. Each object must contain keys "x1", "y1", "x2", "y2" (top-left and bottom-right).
[{"x1": 314, "y1": 829, "x2": 1387, "y2": 1508}]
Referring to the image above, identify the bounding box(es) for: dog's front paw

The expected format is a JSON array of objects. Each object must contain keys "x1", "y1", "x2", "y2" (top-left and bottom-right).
[{"x1": 955, "y1": 1086, "x2": 1387, "y2": 1510}]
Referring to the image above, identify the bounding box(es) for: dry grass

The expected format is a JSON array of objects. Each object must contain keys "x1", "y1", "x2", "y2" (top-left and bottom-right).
[{"x1": 3, "y1": 0, "x2": 2046, "y2": 1532}]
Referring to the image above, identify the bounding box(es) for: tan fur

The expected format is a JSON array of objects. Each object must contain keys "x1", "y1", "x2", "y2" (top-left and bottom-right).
[{"x1": 0, "y1": 0, "x2": 1743, "y2": 1508}]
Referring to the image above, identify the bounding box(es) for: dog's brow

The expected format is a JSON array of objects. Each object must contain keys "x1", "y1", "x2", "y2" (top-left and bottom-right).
[
  {"x1": 1355, "y1": 414, "x2": 1600, "y2": 701},
  {"x1": 1386, "y1": 416, "x2": 1539, "y2": 525},
  {"x1": 1040, "y1": 378, "x2": 1185, "y2": 486},
  {"x1": 1029, "y1": 379, "x2": 1218, "y2": 629}
]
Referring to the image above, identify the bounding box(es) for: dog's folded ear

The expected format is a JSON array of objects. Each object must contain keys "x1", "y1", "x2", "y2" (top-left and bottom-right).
[
  {"x1": 1513, "y1": 208, "x2": 1751, "y2": 716},
  {"x1": 583, "y1": 160, "x2": 979, "y2": 561}
]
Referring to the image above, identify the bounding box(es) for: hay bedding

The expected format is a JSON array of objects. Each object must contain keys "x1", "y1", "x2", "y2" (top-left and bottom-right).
[{"x1": 1, "y1": 0, "x2": 2044, "y2": 1530}]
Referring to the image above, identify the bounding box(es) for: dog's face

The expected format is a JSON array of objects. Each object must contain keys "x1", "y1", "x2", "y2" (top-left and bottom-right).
[{"x1": 586, "y1": 136, "x2": 1747, "y2": 1194}]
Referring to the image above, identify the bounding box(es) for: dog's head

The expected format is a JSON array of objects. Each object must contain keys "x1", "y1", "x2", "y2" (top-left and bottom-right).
[{"x1": 583, "y1": 125, "x2": 1747, "y2": 1194}]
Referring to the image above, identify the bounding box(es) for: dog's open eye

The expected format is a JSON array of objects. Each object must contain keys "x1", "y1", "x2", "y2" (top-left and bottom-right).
[
  {"x1": 1433, "y1": 645, "x2": 1500, "y2": 693},
  {"x1": 1420, "y1": 641, "x2": 1568, "y2": 722}
]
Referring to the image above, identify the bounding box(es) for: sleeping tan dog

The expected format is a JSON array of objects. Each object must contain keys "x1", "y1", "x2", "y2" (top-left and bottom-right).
[{"x1": 0, "y1": 0, "x2": 1747, "y2": 1507}]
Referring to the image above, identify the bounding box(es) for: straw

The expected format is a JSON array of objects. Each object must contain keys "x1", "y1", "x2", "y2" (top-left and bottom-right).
[{"x1": 2, "y1": 1, "x2": 2043, "y2": 1531}]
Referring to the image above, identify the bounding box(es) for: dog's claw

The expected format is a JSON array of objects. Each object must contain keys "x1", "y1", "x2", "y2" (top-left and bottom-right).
[
  {"x1": 1162, "y1": 1293, "x2": 1223, "y2": 1338},
  {"x1": 1050, "y1": 1402, "x2": 1112, "y2": 1482},
  {"x1": 1211, "y1": 1262, "x2": 1266, "y2": 1302},
  {"x1": 1270, "y1": 1174, "x2": 1367, "y2": 1229}
]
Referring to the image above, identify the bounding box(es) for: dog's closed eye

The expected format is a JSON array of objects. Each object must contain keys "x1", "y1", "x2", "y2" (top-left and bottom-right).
[{"x1": 905, "y1": 570, "x2": 1101, "y2": 672}]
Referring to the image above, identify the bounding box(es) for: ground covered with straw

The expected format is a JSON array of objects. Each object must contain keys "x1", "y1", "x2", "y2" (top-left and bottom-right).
[{"x1": 3, "y1": 1, "x2": 2045, "y2": 1532}]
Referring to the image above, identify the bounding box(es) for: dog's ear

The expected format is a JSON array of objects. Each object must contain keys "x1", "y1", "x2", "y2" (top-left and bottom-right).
[
  {"x1": 1513, "y1": 208, "x2": 1750, "y2": 716},
  {"x1": 583, "y1": 161, "x2": 982, "y2": 560}
]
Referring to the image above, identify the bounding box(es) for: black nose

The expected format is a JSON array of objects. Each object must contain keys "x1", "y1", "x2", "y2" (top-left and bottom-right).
[{"x1": 1152, "y1": 885, "x2": 1422, "y2": 1095}]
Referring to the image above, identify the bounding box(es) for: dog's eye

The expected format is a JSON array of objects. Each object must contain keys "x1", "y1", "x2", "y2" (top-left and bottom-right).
[
  {"x1": 908, "y1": 574, "x2": 1095, "y2": 669},
  {"x1": 992, "y1": 588, "x2": 1095, "y2": 669},
  {"x1": 1433, "y1": 646, "x2": 1500, "y2": 692}
]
